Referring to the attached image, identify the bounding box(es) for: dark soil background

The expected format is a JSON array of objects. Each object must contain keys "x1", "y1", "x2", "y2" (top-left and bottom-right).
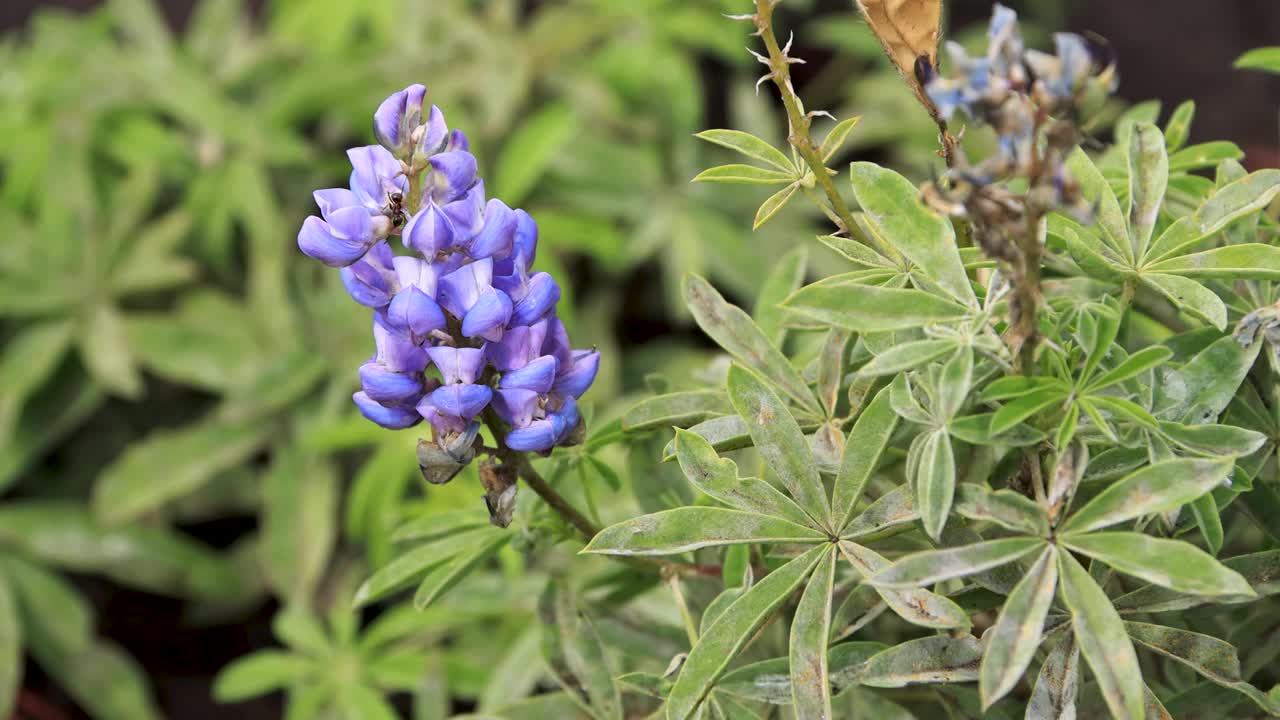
[{"x1": 3, "y1": 1, "x2": 1277, "y2": 719}]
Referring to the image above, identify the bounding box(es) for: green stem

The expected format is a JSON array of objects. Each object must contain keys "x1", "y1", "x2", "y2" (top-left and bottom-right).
[
  {"x1": 669, "y1": 575, "x2": 700, "y2": 646},
  {"x1": 752, "y1": 0, "x2": 889, "y2": 257}
]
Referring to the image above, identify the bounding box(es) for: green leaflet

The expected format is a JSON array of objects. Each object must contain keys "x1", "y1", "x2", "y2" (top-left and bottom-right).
[
  {"x1": 868, "y1": 537, "x2": 1045, "y2": 589},
  {"x1": 1066, "y1": 147, "x2": 1132, "y2": 264},
  {"x1": 1057, "y1": 549, "x2": 1144, "y2": 720},
  {"x1": 0, "y1": 573, "x2": 19, "y2": 719},
  {"x1": 582, "y1": 507, "x2": 824, "y2": 556},
  {"x1": 1126, "y1": 123, "x2": 1168, "y2": 259},
  {"x1": 1026, "y1": 632, "x2": 1079, "y2": 720},
  {"x1": 665, "y1": 544, "x2": 827, "y2": 720},
  {"x1": 790, "y1": 547, "x2": 837, "y2": 719},
  {"x1": 783, "y1": 281, "x2": 969, "y2": 332},
  {"x1": 727, "y1": 364, "x2": 831, "y2": 527},
  {"x1": 839, "y1": 542, "x2": 970, "y2": 629},
  {"x1": 857, "y1": 338, "x2": 957, "y2": 377},
  {"x1": 674, "y1": 429, "x2": 813, "y2": 526},
  {"x1": 540, "y1": 582, "x2": 623, "y2": 720},
  {"x1": 979, "y1": 545, "x2": 1058, "y2": 709},
  {"x1": 1059, "y1": 458, "x2": 1234, "y2": 534},
  {"x1": 831, "y1": 385, "x2": 899, "y2": 530},
  {"x1": 916, "y1": 428, "x2": 956, "y2": 542},
  {"x1": 952, "y1": 483, "x2": 1050, "y2": 537},
  {"x1": 848, "y1": 162, "x2": 974, "y2": 305},
  {"x1": 695, "y1": 129, "x2": 796, "y2": 172},
  {"x1": 1140, "y1": 273, "x2": 1227, "y2": 330},
  {"x1": 753, "y1": 246, "x2": 808, "y2": 346},
  {"x1": 685, "y1": 274, "x2": 820, "y2": 414},
  {"x1": 846, "y1": 634, "x2": 983, "y2": 688},
  {"x1": 622, "y1": 390, "x2": 733, "y2": 432},
  {"x1": 1062, "y1": 533, "x2": 1254, "y2": 598},
  {"x1": 213, "y1": 651, "x2": 311, "y2": 702}
]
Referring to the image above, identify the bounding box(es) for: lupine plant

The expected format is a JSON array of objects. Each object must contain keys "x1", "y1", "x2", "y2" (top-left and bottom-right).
[{"x1": 3, "y1": 0, "x2": 1280, "y2": 719}]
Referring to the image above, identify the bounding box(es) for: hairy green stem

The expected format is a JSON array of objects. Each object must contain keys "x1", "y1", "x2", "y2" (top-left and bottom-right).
[{"x1": 751, "y1": 0, "x2": 888, "y2": 255}]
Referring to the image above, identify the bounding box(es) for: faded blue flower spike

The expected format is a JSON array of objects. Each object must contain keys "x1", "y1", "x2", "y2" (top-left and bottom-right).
[{"x1": 298, "y1": 85, "x2": 597, "y2": 461}]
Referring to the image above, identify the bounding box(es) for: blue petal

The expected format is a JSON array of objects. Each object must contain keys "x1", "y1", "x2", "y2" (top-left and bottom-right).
[
  {"x1": 504, "y1": 418, "x2": 558, "y2": 452},
  {"x1": 418, "y1": 105, "x2": 449, "y2": 156},
  {"x1": 469, "y1": 199, "x2": 516, "y2": 260},
  {"x1": 298, "y1": 215, "x2": 370, "y2": 268},
  {"x1": 392, "y1": 255, "x2": 439, "y2": 296},
  {"x1": 402, "y1": 202, "x2": 455, "y2": 256},
  {"x1": 347, "y1": 145, "x2": 405, "y2": 210},
  {"x1": 359, "y1": 362, "x2": 424, "y2": 404},
  {"x1": 340, "y1": 241, "x2": 397, "y2": 307},
  {"x1": 438, "y1": 258, "x2": 494, "y2": 317},
  {"x1": 446, "y1": 129, "x2": 470, "y2": 152},
  {"x1": 492, "y1": 388, "x2": 541, "y2": 427},
  {"x1": 441, "y1": 179, "x2": 485, "y2": 237},
  {"x1": 510, "y1": 272, "x2": 560, "y2": 326},
  {"x1": 427, "y1": 346, "x2": 487, "y2": 385},
  {"x1": 373, "y1": 312, "x2": 429, "y2": 372},
  {"x1": 387, "y1": 286, "x2": 447, "y2": 337},
  {"x1": 486, "y1": 322, "x2": 548, "y2": 372},
  {"x1": 429, "y1": 384, "x2": 493, "y2": 419},
  {"x1": 553, "y1": 350, "x2": 599, "y2": 399},
  {"x1": 500, "y1": 354, "x2": 558, "y2": 393},
  {"x1": 314, "y1": 188, "x2": 362, "y2": 216},
  {"x1": 354, "y1": 391, "x2": 422, "y2": 429},
  {"x1": 430, "y1": 150, "x2": 478, "y2": 198},
  {"x1": 374, "y1": 83, "x2": 426, "y2": 150},
  {"x1": 462, "y1": 289, "x2": 513, "y2": 341},
  {"x1": 540, "y1": 316, "x2": 572, "y2": 368}
]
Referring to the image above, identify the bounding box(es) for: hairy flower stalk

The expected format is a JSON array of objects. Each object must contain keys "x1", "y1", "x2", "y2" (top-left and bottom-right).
[
  {"x1": 919, "y1": 5, "x2": 1117, "y2": 370},
  {"x1": 298, "y1": 84, "x2": 599, "y2": 523}
]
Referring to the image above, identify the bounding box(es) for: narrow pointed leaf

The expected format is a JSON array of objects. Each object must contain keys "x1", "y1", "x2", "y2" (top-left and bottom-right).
[
  {"x1": 583, "y1": 507, "x2": 824, "y2": 556},
  {"x1": 666, "y1": 545, "x2": 826, "y2": 720},
  {"x1": 1059, "y1": 458, "x2": 1233, "y2": 535},
  {"x1": 1057, "y1": 550, "x2": 1145, "y2": 720},
  {"x1": 953, "y1": 483, "x2": 1050, "y2": 536},
  {"x1": 832, "y1": 386, "x2": 898, "y2": 530},
  {"x1": 868, "y1": 537, "x2": 1045, "y2": 589},
  {"x1": 755, "y1": 183, "x2": 800, "y2": 228},
  {"x1": 857, "y1": 339, "x2": 957, "y2": 377},
  {"x1": 693, "y1": 164, "x2": 795, "y2": 185},
  {"x1": 622, "y1": 390, "x2": 732, "y2": 432},
  {"x1": 540, "y1": 582, "x2": 624, "y2": 720},
  {"x1": 1147, "y1": 244, "x2": 1280, "y2": 280},
  {"x1": 980, "y1": 545, "x2": 1059, "y2": 709},
  {"x1": 754, "y1": 246, "x2": 808, "y2": 346},
  {"x1": 686, "y1": 275, "x2": 819, "y2": 413},
  {"x1": 1062, "y1": 532, "x2": 1254, "y2": 597},
  {"x1": 695, "y1": 129, "x2": 795, "y2": 172},
  {"x1": 917, "y1": 429, "x2": 956, "y2": 542},
  {"x1": 353, "y1": 526, "x2": 505, "y2": 607},
  {"x1": 1066, "y1": 148, "x2": 1131, "y2": 263},
  {"x1": 1144, "y1": 273, "x2": 1228, "y2": 329},
  {"x1": 213, "y1": 652, "x2": 310, "y2": 702},
  {"x1": 1087, "y1": 346, "x2": 1173, "y2": 393},
  {"x1": 0, "y1": 574, "x2": 19, "y2": 719},
  {"x1": 1126, "y1": 123, "x2": 1168, "y2": 258},
  {"x1": 727, "y1": 364, "x2": 831, "y2": 525},
  {"x1": 841, "y1": 485, "x2": 919, "y2": 541},
  {"x1": 784, "y1": 282, "x2": 968, "y2": 332},
  {"x1": 674, "y1": 429, "x2": 813, "y2": 526},
  {"x1": 991, "y1": 388, "x2": 1068, "y2": 434},
  {"x1": 1124, "y1": 622, "x2": 1240, "y2": 685},
  {"x1": 1157, "y1": 421, "x2": 1267, "y2": 457},
  {"x1": 413, "y1": 533, "x2": 510, "y2": 609},
  {"x1": 1189, "y1": 493, "x2": 1224, "y2": 554},
  {"x1": 791, "y1": 548, "x2": 837, "y2": 719},
  {"x1": 849, "y1": 634, "x2": 983, "y2": 688},
  {"x1": 1026, "y1": 633, "x2": 1080, "y2": 720},
  {"x1": 820, "y1": 117, "x2": 861, "y2": 161},
  {"x1": 1163, "y1": 101, "x2": 1194, "y2": 152},
  {"x1": 840, "y1": 542, "x2": 970, "y2": 629}
]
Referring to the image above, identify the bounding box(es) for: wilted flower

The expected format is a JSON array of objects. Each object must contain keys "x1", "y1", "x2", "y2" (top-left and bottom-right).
[{"x1": 297, "y1": 83, "x2": 597, "y2": 461}]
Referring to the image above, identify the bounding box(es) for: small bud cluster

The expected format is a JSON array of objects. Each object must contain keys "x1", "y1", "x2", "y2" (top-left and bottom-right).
[
  {"x1": 298, "y1": 85, "x2": 598, "y2": 456},
  {"x1": 919, "y1": 4, "x2": 1117, "y2": 261}
]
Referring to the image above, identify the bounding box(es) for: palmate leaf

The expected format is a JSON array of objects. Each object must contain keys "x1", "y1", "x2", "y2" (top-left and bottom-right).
[
  {"x1": 665, "y1": 544, "x2": 827, "y2": 720},
  {"x1": 1058, "y1": 550, "x2": 1144, "y2": 720},
  {"x1": 790, "y1": 548, "x2": 837, "y2": 719},
  {"x1": 980, "y1": 545, "x2": 1058, "y2": 709},
  {"x1": 582, "y1": 507, "x2": 825, "y2": 556},
  {"x1": 726, "y1": 364, "x2": 831, "y2": 527}
]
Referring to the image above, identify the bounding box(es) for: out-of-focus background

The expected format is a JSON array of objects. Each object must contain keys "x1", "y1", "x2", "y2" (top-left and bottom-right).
[{"x1": 0, "y1": 1, "x2": 1275, "y2": 718}]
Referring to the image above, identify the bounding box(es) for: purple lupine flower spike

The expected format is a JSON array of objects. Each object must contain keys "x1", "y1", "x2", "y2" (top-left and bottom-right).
[{"x1": 298, "y1": 85, "x2": 598, "y2": 464}]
